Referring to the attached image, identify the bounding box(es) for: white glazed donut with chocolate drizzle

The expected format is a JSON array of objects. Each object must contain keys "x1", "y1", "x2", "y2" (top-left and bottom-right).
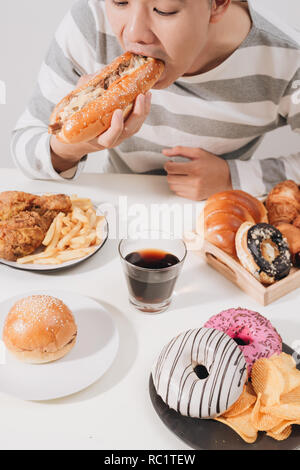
[{"x1": 152, "y1": 327, "x2": 247, "y2": 419}]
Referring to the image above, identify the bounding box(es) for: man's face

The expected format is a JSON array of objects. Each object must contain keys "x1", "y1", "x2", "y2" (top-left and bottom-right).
[{"x1": 105, "y1": 0, "x2": 212, "y2": 88}]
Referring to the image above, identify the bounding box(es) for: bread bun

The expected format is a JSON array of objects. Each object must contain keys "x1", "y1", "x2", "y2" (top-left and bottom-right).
[
  {"x1": 202, "y1": 190, "x2": 268, "y2": 256},
  {"x1": 3, "y1": 295, "x2": 77, "y2": 364}
]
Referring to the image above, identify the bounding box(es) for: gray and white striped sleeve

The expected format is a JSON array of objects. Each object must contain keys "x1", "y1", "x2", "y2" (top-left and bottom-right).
[
  {"x1": 228, "y1": 66, "x2": 300, "y2": 197},
  {"x1": 11, "y1": 0, "x2": 98, "y2": 180}
]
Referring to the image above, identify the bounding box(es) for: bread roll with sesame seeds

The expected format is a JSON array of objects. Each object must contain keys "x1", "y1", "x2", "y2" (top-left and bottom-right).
[
  {"x1": 2, "y1": 295, "x2": 77, "y2": 364},
  {"x1": 48, "y1": 52, "x2": 164, "y2": 144}
]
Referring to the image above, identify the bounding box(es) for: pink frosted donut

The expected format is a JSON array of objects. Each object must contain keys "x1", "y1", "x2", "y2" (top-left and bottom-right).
[{"x1": 204, "y1": 308, "x2": 282, "y2": 375}]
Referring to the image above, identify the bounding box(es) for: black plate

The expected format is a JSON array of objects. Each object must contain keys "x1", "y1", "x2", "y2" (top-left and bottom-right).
[{"x1": 149, "y1": 343, "x2": 300, "y2": 450}]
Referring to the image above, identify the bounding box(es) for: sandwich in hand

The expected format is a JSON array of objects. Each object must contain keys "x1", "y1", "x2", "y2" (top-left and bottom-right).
[{"x1": 49, "y1": 52, "x2": 164, "y2": 144}]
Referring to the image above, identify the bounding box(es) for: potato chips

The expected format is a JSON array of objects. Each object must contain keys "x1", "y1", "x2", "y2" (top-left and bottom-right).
[
  {"x1": 215, "y1": 352, "x2": 300, "y2": 443},
  {"x1": 17, "y1": 195, "x2": 105, "y2": 265}
]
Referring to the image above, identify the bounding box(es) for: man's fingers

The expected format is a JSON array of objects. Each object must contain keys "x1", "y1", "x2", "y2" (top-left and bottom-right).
[
  {"x1": 168, "y1": 184, "x2": 187, "y2": 193},
  {"x1": 168, "y1": 184, "x2": 200, "y2": 200},
  {"x1": 163, "y1": 146, "x2": 202, "y2": 159},
  {"x1": 96, "y1": 109, "x2": 124, "y2": 148},
  {"x1": 167, "y1": 174, "x2": 200, "y2": 191},
  {"x1": 123, "y1": 93, "x2": 151, "y2": 136},
  {"x1": 167, "y1": 182, "x2": 195, "y2": 199},
  {"x1": 87, "y1": 92, "x2": 151, "y2": 149},
  {"x1": 76, "y1": 72, "x2": 98, "y2": 88},
  {"x1": 164, "y1": 160, "x2": 192, "y2": 175},
  {"x1": 167, "y1": 175, "x2": 186, "y2": 185}
]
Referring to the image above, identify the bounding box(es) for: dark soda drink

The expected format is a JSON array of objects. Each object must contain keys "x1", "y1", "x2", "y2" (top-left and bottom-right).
[{"x1": 124, "y1": 249, "x2": 180, "y2": 304}]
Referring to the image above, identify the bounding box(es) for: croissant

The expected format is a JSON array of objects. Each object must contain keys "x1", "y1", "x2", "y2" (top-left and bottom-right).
[
  {"x1": 267, "y1": 203, "x2": 298, "y2": 226},
  {"x1": 202, "y1": 190, "x2": 268, "y2": 257},
  {"x1": 266, "y1": 180, "x2": 300, "y2": 225},
  {"x1": 276, "y1": 222, "x2": 300, "y2": 267},
  {"x1": 293, "y1": 214, "x2": 300, "y2": 229}
]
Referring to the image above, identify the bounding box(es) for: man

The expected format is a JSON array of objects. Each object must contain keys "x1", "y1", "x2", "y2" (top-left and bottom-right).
[{"x1": 11, "y1": 0, "x2": 300, "y2": 200}]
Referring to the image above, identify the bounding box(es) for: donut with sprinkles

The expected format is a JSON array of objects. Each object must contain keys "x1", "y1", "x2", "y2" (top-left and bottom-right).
[
  {"x1": 204, "y1": 307, "x2": 282, "y2": 375},
  {"x1": 235, "y1": 222, "x2": 291, "y2": 284}
]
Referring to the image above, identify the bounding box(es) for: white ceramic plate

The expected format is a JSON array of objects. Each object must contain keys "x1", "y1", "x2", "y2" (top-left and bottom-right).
[
  {"x1": 0, "y1": 198, "x2": 108, "y2": 272},
  {"x1": 0, "y1": 290, "x2": 119, "y2": 401}
]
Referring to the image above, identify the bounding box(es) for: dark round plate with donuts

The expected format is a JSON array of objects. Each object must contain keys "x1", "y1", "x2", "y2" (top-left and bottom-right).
[{"x1": 149, "y1": 343, "x2": 300, "y2": 450}]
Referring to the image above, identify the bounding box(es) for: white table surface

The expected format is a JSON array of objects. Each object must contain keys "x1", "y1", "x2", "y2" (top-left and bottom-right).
[{"x1": 0, "y1": 168, "x2": 299, "y2": 450}]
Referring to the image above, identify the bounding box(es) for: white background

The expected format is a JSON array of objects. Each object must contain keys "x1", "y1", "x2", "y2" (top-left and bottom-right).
[{"x1": 1, "y1": 0, "x2": 300, "y2": 170}]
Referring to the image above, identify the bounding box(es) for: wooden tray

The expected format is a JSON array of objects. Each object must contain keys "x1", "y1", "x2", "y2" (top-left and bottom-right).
[{"x1": 201, "y1": 240, "x2": 300, "y2": 306}]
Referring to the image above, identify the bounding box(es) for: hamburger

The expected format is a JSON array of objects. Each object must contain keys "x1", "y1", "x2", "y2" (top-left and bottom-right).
[{"x1": 3, "y1": 295, "x2": 77, "y2": 364}]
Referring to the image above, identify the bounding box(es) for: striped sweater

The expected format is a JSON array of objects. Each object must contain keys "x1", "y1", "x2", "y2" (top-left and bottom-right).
[{"x1": 11, "y1": 0, "x2": 300, "y2": 197}]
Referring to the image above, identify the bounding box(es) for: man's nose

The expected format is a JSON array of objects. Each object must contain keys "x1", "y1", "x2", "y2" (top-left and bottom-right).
[{"x1": 125, "y1": 8, "x2": 156, "y2": 45}]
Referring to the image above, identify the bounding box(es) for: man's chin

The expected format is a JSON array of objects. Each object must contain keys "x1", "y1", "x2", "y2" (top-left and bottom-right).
[
  {"x1": 153, "y1": 74, "x2": 179, "y2": 90},
  {"x1": 152, "y1": 81, "x2": 168, "y2": 90},
  {"x1": 152, "y1": 64, "x2": 184, "y2": 89}
]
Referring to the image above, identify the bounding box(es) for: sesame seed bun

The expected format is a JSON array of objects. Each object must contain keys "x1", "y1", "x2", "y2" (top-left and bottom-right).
[
  {"x1": 3, "y1": 295, "x2": 77, "y2": 364},
  {"x1": 49, "y1": 52, "x2": 164, "y2": 144}
]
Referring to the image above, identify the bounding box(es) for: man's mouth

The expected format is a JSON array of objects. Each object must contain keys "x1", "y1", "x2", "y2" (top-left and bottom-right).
[{"x1": 126, "y1": 48, "x2": 166, "y2": 65}]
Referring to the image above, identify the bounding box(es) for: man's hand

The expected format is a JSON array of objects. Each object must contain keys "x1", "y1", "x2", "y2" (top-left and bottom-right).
[
  {"x1": 163, "y1": 146, "x2": 232, "y2": 201},
  {"x1": 51, "y1": 72, "x2": 152, "y2": 172}
]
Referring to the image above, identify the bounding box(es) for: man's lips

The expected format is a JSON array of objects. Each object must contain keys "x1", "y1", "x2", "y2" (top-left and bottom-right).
[{"x1": 126, "y1": 48, "x2": 166, "y2": 64}]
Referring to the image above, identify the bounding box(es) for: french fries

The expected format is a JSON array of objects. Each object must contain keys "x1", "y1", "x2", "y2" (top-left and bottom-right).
[{"x1": 17, "y1": 196, "x2": 105, "y2": 265}]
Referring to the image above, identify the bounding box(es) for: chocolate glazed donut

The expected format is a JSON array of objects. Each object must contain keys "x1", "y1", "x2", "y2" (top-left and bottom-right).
[{"x1": 247, "y1": 223, "x2": 291, "y2": 282}]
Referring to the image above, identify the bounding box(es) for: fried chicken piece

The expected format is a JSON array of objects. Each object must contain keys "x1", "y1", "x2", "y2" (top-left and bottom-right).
[
  {"x1": 33, "y1": 194, "x2": 72, "y2": 222},
  {"x1": 0, "y1": 211, "x2": 52, "y2": 261},
  {"x1": 0, "y1": 191, "x2": 36, "y2": 221},
  {"x1": 0, "y1": 192, "x2": 72, "y2": 222},
  {"x1": 0, "y1": 192, "x2": 72, "y2": 261}
]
